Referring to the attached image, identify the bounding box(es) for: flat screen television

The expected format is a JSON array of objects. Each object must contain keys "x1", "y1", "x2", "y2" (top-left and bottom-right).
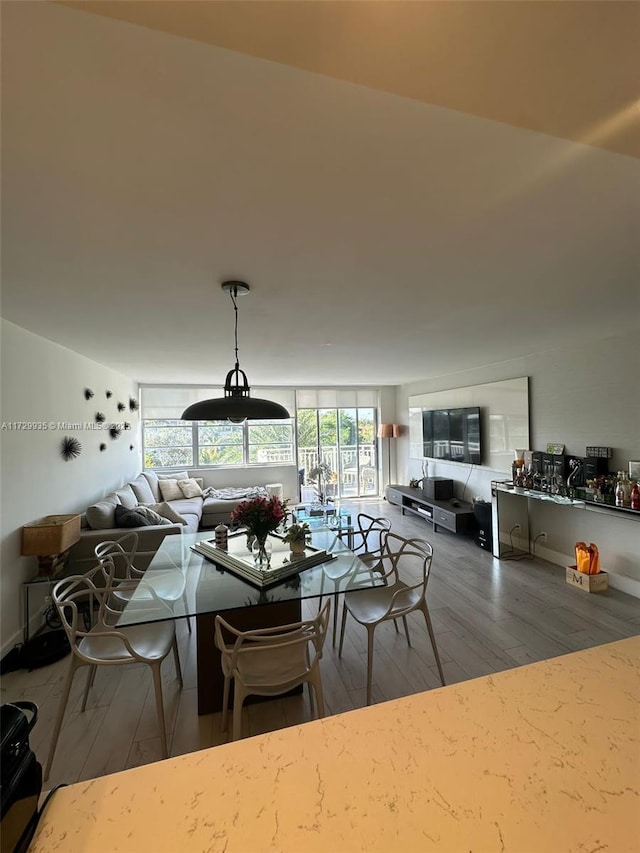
[{"x1": 422, "y1": 406, "x2": 481, "y2": 464}]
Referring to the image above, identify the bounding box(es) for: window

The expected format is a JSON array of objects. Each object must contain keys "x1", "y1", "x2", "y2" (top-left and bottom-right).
[{"x1": 142, "y1": 418, "x2": 295, "y2": 469}]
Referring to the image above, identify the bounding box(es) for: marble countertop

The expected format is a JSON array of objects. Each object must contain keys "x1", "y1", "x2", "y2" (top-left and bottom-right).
[{"x1": 31, "y1": 636, "x2": 640, "y2": 852}]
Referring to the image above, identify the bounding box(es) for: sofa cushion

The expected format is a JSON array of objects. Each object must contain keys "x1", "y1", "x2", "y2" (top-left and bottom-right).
[
  {"x1": 179, "y1": 513, "x2": 200, "y2": 534},
  {"x1": 142, "y1": 470, "x2": 161, "y2": 502},
  {"x1": 130, "y1": 474, "x2": 155, "y2": 505},
  {"x1": 114, "y1": 504, "x2": 153, "y2": 528},
  {"x1": 178, "y1": 477, "x2": 203, "y2": 498},
  {"x1": 159, "y1": 479, "x2": 183, "y2": 501},
  {"x1": 115, "y1": 484, "x2": 138, "y2": 510},
  {"x1": 157, "y1": 471, "x2": 189, "y2": 481},
  {"x1": 134, "y1": 505, "x2": 172, "y2": 526},
  {"x1": 86, "y1": 493, "x2": 120, "y2": 530},
  {"x1": 145, "y1": 501, "x2": 188, "y2": 525}
]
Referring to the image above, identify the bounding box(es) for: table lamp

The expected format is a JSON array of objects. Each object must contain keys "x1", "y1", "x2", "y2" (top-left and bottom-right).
[{"x1": 21, "y1": 514, "x2": 81, "y2": 577}]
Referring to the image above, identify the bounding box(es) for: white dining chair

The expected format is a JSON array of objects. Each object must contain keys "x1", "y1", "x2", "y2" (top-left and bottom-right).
[
  {"x1": 45, "y1": 566, "x2": 183, "y2": 779},
  {"x1": 95, "y1": 532, "x2": 191, "y2": 632},
  {"x1": 214, "y1": 600, "x2": 331, "y2": 741},
  {"x1": 338, "y1": 532, "x2": 445, "y2": 705}
]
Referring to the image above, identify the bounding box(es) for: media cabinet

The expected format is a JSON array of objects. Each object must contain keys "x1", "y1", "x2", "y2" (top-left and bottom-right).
[{"x1": 386, "y1": 485, "x2": 475, "y2": 535}]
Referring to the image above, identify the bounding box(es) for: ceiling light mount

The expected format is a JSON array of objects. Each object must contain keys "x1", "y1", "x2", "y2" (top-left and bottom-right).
[{"x1": 181, "y1": 279, "x2": 289, "y2": 422}]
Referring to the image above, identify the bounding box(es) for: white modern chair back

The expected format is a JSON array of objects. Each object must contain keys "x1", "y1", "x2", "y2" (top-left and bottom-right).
[
  {"x1": 353, "y1": 513, "x2": 392, "y2": 558},
  {"x1": 45, "y1": 566, "x2": 182, "y2": 779},
  {"x1": 214, "y1": 600, "x2": 331, "y2": 741},
  {"x1": 339, "y1": 532, "x2": 444, "y2": 704}
]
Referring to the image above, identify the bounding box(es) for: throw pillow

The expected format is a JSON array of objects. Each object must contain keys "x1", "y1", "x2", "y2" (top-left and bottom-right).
[
  {"x1": 145, "y1": 501, "x2": 188, "y2": 525},
  {"x1": 158, "y1": 479, "x2": 183, "y2": 502},
  {"x1": 178, "y1": 477, "x2": 203, "y2": 498},
  {"x1": 114, "y1": 504, "x2": 153, "y2": 528},
  {"x1": 134, "y1": 505, "x2": 172, "y2": 526},
  {"x1": 129, "y1": 474, "x2": 156, "y2": 505},
  {"x1": 157, "y1": 471, "x2": 189, "y2": 481},
  {"x1": 115, "y1": 484, "x2": 138, "y2": 510},
  {"x1": 86, "y1": 493, "x2": 120, "y2": 530}
]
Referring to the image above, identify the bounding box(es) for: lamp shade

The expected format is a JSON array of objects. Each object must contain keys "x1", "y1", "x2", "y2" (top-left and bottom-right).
[
  {"x1": 392, "y1": 424, "x2": 402, "y2": 438},
  {"x1": 182, "y1": 396, "x2": 290, "y2": 421},
  {"x1": 378, "y1": 423, "x2": 394, "y2": 439},
  {"x1": 22, "y1": 515, "x2": 81, "y2": 556}
]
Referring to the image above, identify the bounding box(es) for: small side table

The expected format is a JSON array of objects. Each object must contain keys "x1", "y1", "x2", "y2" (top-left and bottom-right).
[{"x1": 22, "y1": 568, "x2": 72, "y2": 642}]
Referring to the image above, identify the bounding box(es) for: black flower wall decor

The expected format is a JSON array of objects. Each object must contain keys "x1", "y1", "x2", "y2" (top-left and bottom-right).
[
  {"x1": 100, "y1": 443, "x2": 107, "y2": 452},
  {"x1": 130, "y1": 444, "x2": 134, "y2": 451},
  {"x1": 84, "y1": 388, "x2": 94, "y2": 400},
  {"x1": 109, "y1": 425, "x2": 122, "y2": 440},
  {"x1": 106, "y1": 390, "x2": 113, "y2": 399},
  {"x1": 129, "y1": 397, "x2": 139, "y2": 412},
  {"x1": 123, "y1": 422, "x2": 131, "y2": 431},
  {"x1": 61, "y1": 436, "x2": 82, "y2": 460},
  {"x1": 117, "y1": 402, "x2": 126, "y2": 412},
  {"x1": 95, "y1": 412, "x2": 106, "y2": 423}
]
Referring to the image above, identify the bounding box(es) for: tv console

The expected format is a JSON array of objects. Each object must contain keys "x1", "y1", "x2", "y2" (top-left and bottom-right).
[{"x1": 386, "y1": 485, "x2": 475, "y2": 536}]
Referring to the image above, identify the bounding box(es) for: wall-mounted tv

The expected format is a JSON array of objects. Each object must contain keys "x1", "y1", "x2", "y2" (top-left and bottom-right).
[{"x1": 422, "y1": 406, "x2": 482, "y2": 464}]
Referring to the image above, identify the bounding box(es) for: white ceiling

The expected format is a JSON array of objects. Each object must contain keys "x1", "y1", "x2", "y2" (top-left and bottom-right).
[{"x1": 2, "y1": 1, "x2": 639, "y2": 388}]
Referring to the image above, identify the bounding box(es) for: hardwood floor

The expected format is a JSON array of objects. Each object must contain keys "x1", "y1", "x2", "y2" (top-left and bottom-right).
[{"x1": 3, "y1": 499, "x2": 638, "y2": 790}]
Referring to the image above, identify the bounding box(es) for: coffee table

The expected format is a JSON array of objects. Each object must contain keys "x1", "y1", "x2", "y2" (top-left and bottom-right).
[{"x1": 292, "y1": 503, "x2": 355, "y2": 549}]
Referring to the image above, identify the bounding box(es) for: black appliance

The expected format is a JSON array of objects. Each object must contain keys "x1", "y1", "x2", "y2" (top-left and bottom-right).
[
  {"x1": 473, "y1": 500, "x2": 493, "y2": 551},
  {"x1": 1, "y1": 702, "x2": 41, "y2": 853},
  {"x1": 531, "y1": 451, "x2": 544, "y2": 475},
  {"x1": 422, "y1": 407, "x2": 482, "y2": 464},
  {"x1": 422, "y1": 477, "x2": 454, "y2": 501},
  {"x1": 584, "y1": 456, "x2": 610, "y2": 480}
]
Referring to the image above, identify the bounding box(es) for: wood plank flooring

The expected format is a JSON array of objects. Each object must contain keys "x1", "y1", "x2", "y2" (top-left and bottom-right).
[{"x1": 2, "y1": 499, "x2": 638, "y2": 791}]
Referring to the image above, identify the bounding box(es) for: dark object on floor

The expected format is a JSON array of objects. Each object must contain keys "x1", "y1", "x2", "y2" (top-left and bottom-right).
[
  {"x1": 1, "y1": 632, "x2": 70, "y2": 675},
  {"x1": 1, "y1": 701, "x2": 42, "y2": 853},
  {"x1": 473, "y1": 500, "x2": 493, "y2": 551}
]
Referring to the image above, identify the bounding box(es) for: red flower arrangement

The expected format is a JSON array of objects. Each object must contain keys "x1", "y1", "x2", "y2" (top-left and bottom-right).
[{"x1": 230, "y1": 496, "x2": 286, "y2": 540}]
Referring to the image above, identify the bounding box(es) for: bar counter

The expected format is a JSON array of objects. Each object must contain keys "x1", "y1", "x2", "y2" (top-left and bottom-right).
[{"x1": 31, "y1": 636, "x2": 640, "y2": 852}]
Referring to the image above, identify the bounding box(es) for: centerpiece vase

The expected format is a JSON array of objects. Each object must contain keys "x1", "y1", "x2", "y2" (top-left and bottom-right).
[{"x1": 251, "y1": 535, "x2": 272, "y2": 568}]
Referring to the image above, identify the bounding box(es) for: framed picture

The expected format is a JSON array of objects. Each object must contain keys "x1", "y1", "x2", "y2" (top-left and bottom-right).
[{"x1": 546, "y1": 442, "x2": 565, "y2": 455}]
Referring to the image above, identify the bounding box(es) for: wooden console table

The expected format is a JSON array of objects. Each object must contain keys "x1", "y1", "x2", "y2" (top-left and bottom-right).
[{"x1": 386, "y1": 485, "x2": 474, "y2": 535}]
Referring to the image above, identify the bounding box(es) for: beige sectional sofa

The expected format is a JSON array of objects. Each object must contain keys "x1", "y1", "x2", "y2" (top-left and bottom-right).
[{"x1": 67, "y1": 469, "x2": 269, "y2": 573}]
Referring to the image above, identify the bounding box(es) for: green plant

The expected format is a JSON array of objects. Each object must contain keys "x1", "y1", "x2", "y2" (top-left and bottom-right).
[{"x1": 282, "y1": 522, "x2": 311, "y2": 545}]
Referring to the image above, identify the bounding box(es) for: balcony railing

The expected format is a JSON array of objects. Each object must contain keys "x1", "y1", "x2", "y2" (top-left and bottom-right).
[{"x1": 298, "y1": 445, "x2": 378, "y2": 498}]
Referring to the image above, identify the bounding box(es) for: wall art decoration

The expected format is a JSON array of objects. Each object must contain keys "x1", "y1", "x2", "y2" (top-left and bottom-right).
[
  {"x1": 95, "y1": 412, "x2": 105, "y2": 423},
  {"x1": 129, "y1": 397, "x2": 139, "y2": 412},
  {"x1": 61, "y1": 436, "x2": 82, "y2": 460},
  {"x1": 117, "y1": 402, "x2": 126, "y2": 412},
  {"x1": 130, "y1": 444, "x2": 134, "y2": 451},
  {"x1": 123, "y1": 422, "x2": 131, "y2": 431},
  {"x1": 109, "y1": 425, "x2": 121, "y2": 440},
  {"x1": 106, "y1": 390, "x2": 113, "y2": 399},
  {"x1": 84, "y1": 388, "x2": 94, "y2": 400},
  {"x1": 100, "y1": 443, "x2": 107, "y2": 452}
]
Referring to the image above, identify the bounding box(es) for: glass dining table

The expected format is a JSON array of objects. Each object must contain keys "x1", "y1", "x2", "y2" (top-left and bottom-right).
[{"x1": 114, "y1": 528, "x2": 384, "y2": 714}]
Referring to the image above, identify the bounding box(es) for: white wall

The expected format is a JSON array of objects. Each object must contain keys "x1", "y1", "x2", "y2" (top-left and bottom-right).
[
  {"x1": 1, "y1": 320, "x2": 140, "y2": 654},
  {"x1": 395, "y1": 330, "x2": 640, "y2": 595}
]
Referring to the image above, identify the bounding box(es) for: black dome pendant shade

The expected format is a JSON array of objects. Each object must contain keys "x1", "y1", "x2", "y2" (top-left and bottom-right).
[{"x1": 181, "y1": 281, "x2": 290, "y2": 422}]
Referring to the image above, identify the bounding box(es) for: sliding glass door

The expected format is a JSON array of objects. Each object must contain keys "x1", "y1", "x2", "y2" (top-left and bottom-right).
[{"x1": 297, "y1": 407, "x2": 378, "y2": 499}]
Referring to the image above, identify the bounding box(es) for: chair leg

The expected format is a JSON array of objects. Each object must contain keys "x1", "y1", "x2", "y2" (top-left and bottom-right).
[
  {"x1": 312, "y1": 672, "x2": 326, "y2": 718},
  {"x1": 221, "y1": 676, "x2": 231, "y2": 732},
  {"x1": 332, "y1": 591, "x2": 340, "y2": 647},
  {"x1": 232, "y1": 683, "x2": 246, "y2": 741},
  {"x1": 181, "y1": 591, "x2": 192, "y2": 633},
  {"x1": 172, "y1": 637, "x2": 183, "y2": 687},
  {"x1": 366, "y1": 627, "x2": 375, "y2": 706},
  {"x1": 422, "y1": 604, "x2": 446, "y2": 686},
  {"x1": 402, "y1": 615, "x2": 412, "y2": 647},
  {"x1": 338, "y1": 603, "x2": 350, "y2": 657},
  {"x1": 45, "y1": 659, "x2": 80, "y2": 780},
  {"x1": 151, "y1": 664, "x2": 169, "y2": 759},
  {"x1": 307, "y1": 681, "x2": 315, "y2": 719},
  {"x1": 81, "y1": 664, "x2": 97, "y2": 712},
  {"x1": 393, "y1": 619, "x2": 400, "y2": 634}
]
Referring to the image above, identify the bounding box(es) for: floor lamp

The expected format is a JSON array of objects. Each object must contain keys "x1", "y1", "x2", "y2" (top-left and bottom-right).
[{"x1": 378, "y1": 423, "x2": 399, "y2": 492}]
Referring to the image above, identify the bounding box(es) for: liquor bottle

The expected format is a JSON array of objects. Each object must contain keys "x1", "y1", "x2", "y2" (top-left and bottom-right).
[
  {"x1": 615, "y1": 480, "x2": 625, "y2": 507},
  {"x1": 622, "y1": 474, "x2": 632, "y2": 507},
  {"x1": 631, "y1": 481, "x2": 640, "y2": 511}
]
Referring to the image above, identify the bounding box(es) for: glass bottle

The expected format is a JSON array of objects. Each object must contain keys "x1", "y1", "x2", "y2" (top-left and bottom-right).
[
  {"x1": 630, "y1": 481, "x2": 640, "y2": 511},
  {"x1": 615, "y1": 479, "x2": 625, "y2": 507}
]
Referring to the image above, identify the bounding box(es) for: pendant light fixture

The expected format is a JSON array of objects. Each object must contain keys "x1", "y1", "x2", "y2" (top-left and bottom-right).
[{"x1": 181, "y1": 281, "x2": 290, "y2": 422}]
